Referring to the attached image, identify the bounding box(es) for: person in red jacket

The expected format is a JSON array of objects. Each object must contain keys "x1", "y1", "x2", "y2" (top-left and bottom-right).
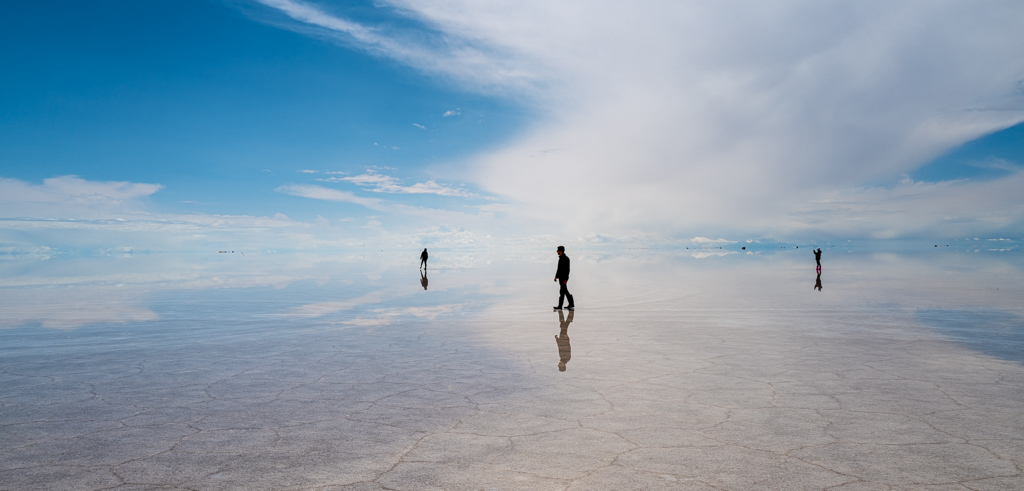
[{"x1": 553, "y1": 245, "x2": 574, "y2": 310}]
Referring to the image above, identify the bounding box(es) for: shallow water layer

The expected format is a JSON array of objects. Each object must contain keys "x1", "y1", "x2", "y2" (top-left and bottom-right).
[{"x1": 1, "y1": 248, "x2": 1023, "y2": 489}]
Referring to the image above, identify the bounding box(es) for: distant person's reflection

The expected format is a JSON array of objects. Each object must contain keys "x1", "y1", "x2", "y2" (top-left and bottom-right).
[
  {"x1": 420, "y1": 270, "x2": 428, "y2": 290},
  {"x1": 814, "y1": 272, "x2": 822, "y2": 291},
  {"x1": 556, "y1": 309, "x2": 573, "y2": 372}
]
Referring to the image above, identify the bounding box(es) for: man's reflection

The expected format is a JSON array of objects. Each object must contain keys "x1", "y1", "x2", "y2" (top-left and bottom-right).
[
  {"x1": 556, "y1": 309, "x2": 573, "y2": 372},
  {"x1": 814, "y1": 272, "x2": 822, "y2": 291},
  {"x1": 420, "y1": 270, "x2": 428, "y2": 290}
]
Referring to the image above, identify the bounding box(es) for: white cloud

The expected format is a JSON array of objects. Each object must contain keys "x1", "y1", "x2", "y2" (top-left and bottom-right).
[
  {"x1": 442, "y1": 108, "x2": 461, "y2": 117},
  {"x1": 412, "y1": 123, "x2": 426, "y2": 129},
  {"x1": 276, "y1": 183, "x2": 385, "y2": 209},
  {"x1": 784, "y1": 171, "x2": 1024, "y2": 239},
  {"x1": 323, "y1": 172, "x2": 391, "y2": 186},
  {"x1": 967, "y1": 158, "x2": 1020, "y2": 172},
  {"x1": 0, "y1": 176, "x2": 527, "y2": 259},
  {"x1": 400, "y1": 180, "x2": 478, "y2": 198},
  {"x1": 253, "y1": 0, "x2": 1024, "y2": 239},
  {"x1": 691, "y1": 237, "x2": 736, "y2": 245},
  {"x1": 317, "y1": 170, "x2": 482, "y2": 198},
  {"x1": 252, "y1": 0, "x2": 541, "y2": 95},
  {"x1": 0, "y1": 176, "x2": 364, "y2": 255},
  {"x1": 275, "y1": 181, "x2": 507, "y2": 230},
  {"x1": 0, "y1": 175, "x2": 161, "y2": 204},
  {"x1": 0, "y1": 175, "x2": 163, "y2": 219}
]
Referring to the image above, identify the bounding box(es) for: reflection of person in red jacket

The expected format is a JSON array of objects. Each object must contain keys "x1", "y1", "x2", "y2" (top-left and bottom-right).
[
  {"x1": 553, "y1": 245, "x2": 574, "y2": 310},
  {"x1": 556, "y1": 309, "x2": 573, "y2": 372}
]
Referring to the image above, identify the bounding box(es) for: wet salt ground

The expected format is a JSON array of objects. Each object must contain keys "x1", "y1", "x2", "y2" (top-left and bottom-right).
[{"x1": 1, "y1": 249, "x2": 1023, "y2": 490}]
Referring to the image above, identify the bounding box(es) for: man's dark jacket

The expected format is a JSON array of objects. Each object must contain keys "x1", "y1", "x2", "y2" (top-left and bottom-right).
[{"x1": 556, "y1": 254, "x2": 570, "y2": 282}]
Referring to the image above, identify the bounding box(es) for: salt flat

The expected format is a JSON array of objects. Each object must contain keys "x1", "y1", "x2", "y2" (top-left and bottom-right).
[{"x1": 1, "y1": 247, "x2": 1022, "y2": 490}]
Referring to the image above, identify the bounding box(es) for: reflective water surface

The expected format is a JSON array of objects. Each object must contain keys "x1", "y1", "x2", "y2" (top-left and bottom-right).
[{"x1": 2, "y1": 248, "x2": 1023, "y2": 489}]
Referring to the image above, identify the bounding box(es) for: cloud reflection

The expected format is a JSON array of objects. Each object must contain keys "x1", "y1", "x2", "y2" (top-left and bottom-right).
[
  {"x1": 3, "y1": 245, "x2": 1023, "y2": 362},
  {"x1": 282, "y1": 292, "x2": 386, "y2": 318}
]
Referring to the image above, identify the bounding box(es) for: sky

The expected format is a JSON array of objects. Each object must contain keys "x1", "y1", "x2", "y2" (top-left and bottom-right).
[{"x1": 2, "y1": 0, "x2": 1024, "y2": 255}]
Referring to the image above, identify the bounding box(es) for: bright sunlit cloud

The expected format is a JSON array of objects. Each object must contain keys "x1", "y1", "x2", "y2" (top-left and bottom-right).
[{"x1": 253, "y1": 0, "x2": 1024, "y2": 240}]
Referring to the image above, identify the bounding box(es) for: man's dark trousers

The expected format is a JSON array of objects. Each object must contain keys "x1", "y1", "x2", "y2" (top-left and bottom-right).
[{"x1": 558, "y1": 280, "x2": 574, "y2": 309}]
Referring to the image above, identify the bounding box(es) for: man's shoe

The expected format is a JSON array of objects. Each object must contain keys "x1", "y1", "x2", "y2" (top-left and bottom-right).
[
  {"x1": 553, "y1": 306, "x2": 563, "y2": 310},
  {"x1": 567, "y1": 306, "x2": 574, "y2": 311}
]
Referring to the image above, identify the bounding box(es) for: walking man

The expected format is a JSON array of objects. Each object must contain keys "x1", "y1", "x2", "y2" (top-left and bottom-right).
[
  {"x1": 420, "y1": 248, "x2": 428, "y2": 270},
  {"x1": 553, "y1": 245, "x2": 574, "y2": 311}
]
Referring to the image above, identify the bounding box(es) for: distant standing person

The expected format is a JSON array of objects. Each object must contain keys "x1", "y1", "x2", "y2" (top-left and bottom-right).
[
  {"x1": 420, "y1": 248, "x2": 428, "y2": 270},
  {"x1": 814, "y1": 248, "x2": 822, "y2": 272},
  {"x1": 553, "y1": 246, "x2": 574, "y2": 310}
]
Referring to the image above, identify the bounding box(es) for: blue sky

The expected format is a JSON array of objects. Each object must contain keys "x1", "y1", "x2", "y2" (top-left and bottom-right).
[
  {"x1": 0, "y1": 0, "x2": 524, "y2": 221},
  {"x1": 912, "y1": 123, "x2": 1024, "y2": 184},
  {"x1": 2, "y1": 0, "x2": 1024, "y2": 254}
]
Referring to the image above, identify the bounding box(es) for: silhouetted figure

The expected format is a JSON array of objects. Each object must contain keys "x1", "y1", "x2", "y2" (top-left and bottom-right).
[
  {"x1": 420, "y1": 270, "x2": 428, "y2": 290},
  {"x1": 419, "y1": 248, "x2": 428, "y2": 270},
  {"x1": 556, "y1": 309, "x2": 573, "y2": 371},
  {"x1": 813, "y1": 248, "x2": 822, "y2": 272},
  {"x1": 553, "y1": 245, "x2": 574, "y2": 310},
  {"x1": 814, "y1": 272, "x2": 822, "y2": 291}
]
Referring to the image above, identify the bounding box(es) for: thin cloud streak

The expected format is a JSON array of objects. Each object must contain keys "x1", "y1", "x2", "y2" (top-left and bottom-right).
[
  {"x1": 275, "y1": 183, "x2": 501, "y2": 227},
  {"x1": 276, "y1": 184, "x2": 384, "y2": 210},
  {"x1": 316, "y1": 170, "x2": 481, "y2": 198},
  {"x1": 252, "y1": 0, "x2": 543, "y2": 95}
]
